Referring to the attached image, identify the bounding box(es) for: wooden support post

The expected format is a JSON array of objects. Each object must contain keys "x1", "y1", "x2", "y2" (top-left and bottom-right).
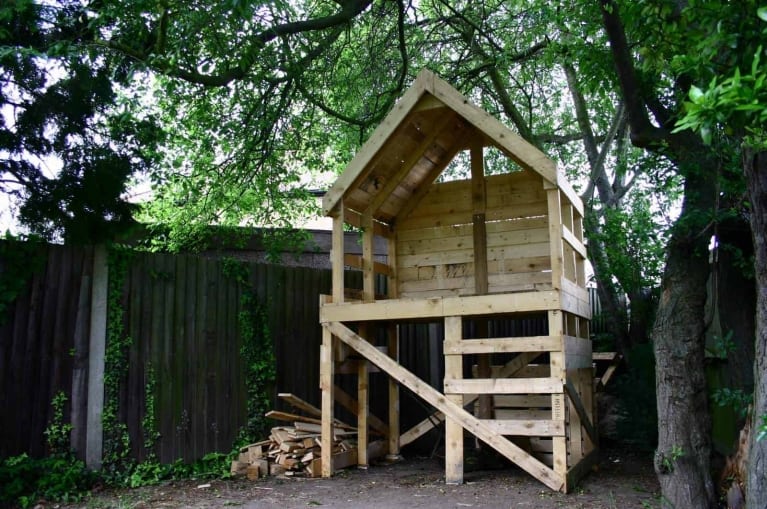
[
  {"x1": 475, "y1": 320, "x2": 492, "y2": 423},
  {"x1": 548, "y1": 310, "x2": 567, "y2": 478},
  {"x1": 357, "y1": 357, "x2": 369, "y2": 467},
  {"x1": 470, "y1": 140, "x2": 492, "y2": 429},
  {"x1": 332, "y1": 206, "x2": 345, "y2": 304},
  {"x1": 332, "y1": 385, "x2": 389, "y2": 435},
  {"x1": 444, "y1": 316, "x2": 464, "y2": 485},
  {"x1": 387, "y1": 323, "x2": 401, "y2": 459},
  {"x1": 320, "y1": 325, "x2": 335, "y2": 477},
  {"x1": 357, "y1": 323, "x2": 370, "y2": 467},
  {"x1": 470, "y1": 137, "x2": 488, "y2": 296}
]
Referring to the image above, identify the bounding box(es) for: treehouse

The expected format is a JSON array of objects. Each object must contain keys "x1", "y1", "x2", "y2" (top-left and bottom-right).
[{"x1": 318, "y1": 69, "x2": 595, "y2": 492}]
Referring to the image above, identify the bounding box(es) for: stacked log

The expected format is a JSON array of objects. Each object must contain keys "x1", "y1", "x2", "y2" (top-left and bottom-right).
[
  {"x1": 231, "y1": 392, "x2": 385, "y2": 479},
  {"x1": 230, "y1": 422, "x2": 357, "y2": 478}
]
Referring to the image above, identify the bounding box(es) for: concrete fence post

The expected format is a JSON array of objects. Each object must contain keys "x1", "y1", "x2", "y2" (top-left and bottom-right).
[{"x1": 85, "y1": 244, "x2": 108, "y2": 470}]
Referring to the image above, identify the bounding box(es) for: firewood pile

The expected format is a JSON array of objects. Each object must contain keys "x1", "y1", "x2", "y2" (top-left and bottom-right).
[{"x1": 230, "y1": 392, "x2": 373, "y2": 479}]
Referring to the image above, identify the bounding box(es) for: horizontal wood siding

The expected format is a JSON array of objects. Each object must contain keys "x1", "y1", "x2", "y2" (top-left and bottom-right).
[{"x1": 396, "y1": 170, "x2": 550, "y2": 299}]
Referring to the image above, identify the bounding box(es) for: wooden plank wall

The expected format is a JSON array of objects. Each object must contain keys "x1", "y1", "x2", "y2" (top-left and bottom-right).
[
  {"x1": 0, "y1": 242, "x2": 94, "y2": 459},
  {"x1": 119, "y1": 254, "x2": 347, "y2": 463},
  {"x1": 396, "y1": 170, "x2": 550, "y2": 298}
]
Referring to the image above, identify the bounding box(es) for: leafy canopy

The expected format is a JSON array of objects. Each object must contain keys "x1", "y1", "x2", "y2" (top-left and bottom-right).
[{"x1": 0, "y1": 1, "x2": 162, "y2": 242}]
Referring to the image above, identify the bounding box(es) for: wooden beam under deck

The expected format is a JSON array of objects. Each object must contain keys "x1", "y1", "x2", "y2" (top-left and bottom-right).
[{"x1": 320, "y1": 291, "x2": 561, "y2": 322}]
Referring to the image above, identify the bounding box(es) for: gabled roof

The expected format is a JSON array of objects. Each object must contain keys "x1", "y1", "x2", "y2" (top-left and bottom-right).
[{"x1": 322, "y1": 69, "x2": 570, "y2": 225}]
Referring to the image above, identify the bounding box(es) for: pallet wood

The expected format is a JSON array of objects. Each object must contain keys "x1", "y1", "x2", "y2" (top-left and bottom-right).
[{"x1": 277, "y1": 393, "x2": 322, "y2": 418}]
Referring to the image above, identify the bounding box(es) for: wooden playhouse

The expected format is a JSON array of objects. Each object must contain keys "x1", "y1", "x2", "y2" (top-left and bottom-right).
[{"x1": 318, "y1": 69, "x2": 595, "y2": 492}]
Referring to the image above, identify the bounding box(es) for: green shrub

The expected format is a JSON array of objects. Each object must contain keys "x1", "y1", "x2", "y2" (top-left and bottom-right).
[{"x1": 0, "y1": 453, "x2": 95, "y2": 508}]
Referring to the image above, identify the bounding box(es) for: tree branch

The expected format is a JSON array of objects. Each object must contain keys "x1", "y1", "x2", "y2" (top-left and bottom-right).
[
  {"x1": 563, "y1": 62, "x2": 599, "y2": 167},
  {"x1": 598, "y1": 0, "x2": 668, "y2": 147},
  {"x1": 97, "y1": 0, "x2": 373, "y2": 87}
]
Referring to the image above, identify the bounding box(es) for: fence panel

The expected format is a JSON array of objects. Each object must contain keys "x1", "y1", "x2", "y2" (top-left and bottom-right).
[{"x1": 0, "y1": 242, "x2": 94, "y2": 458}]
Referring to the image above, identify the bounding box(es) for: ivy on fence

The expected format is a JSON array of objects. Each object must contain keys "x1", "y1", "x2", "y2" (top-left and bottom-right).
[
  {"x1": 101, "y1": 246, "x2": 133, "y2": 479},
  {"x1": 222, "y1": 258, "x2": 276, "y2": 446}
]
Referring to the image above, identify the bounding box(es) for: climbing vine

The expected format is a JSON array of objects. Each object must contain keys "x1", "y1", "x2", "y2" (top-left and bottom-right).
[
  {"x1": 222, "y1": 258, "x2": 276, "y2": 445},
  {"x1": 101, "y1": 245, "x2": 133, "y2": 479},
  {"x1": 141, "y1": 363, "x2": 160, "y2": 455}
]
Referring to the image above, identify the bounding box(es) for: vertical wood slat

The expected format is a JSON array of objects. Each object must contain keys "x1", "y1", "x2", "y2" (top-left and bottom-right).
[
  {"x1": 36, "y1": 247, "x2": 60, "y2": 453},
  {"x1": 470, "y1": 138, "x2": 488, "y2": 296},
  {"x1": 160, "y1": 253, "x2": 176, "y2": 462},
  {"x1": 387, "y1": 235, "x2": 398, "y2": 299}
]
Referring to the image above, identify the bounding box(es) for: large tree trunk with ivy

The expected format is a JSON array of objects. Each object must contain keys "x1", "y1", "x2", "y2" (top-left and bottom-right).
[
  {"x1": 745, "y1": 148, "x2": 767, "y2": 507},
  {"x1": 598, "y1": 2, "x2": 722, "y2": 505},
  {"x1": 652, "y1": 170, "x2": 718, "y2": 509}
]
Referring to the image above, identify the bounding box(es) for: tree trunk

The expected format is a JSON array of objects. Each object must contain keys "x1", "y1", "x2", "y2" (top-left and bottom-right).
[
  {"x1": 744, "y1": 147, "x2": 767, "y2": 508},
  {"x1": 585, "y1": 211, "x2": 631, "y2": 356},
  {"x1": 652, "y1": 170, "x2": 717, "y2": 509}
]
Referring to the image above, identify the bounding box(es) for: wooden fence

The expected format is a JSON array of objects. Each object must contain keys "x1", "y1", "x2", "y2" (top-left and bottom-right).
[{"x1": 1, "y1": 241, "x2": 599, "y2": 465}]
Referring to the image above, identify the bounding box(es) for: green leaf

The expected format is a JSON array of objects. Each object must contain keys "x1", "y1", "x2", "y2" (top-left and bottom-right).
[
  {"x1": 757, "y1": 6, "x2": 767, "y2": 22},
  {"x1": 689, "y1": 85, "x2": 705, "y2": 103}
]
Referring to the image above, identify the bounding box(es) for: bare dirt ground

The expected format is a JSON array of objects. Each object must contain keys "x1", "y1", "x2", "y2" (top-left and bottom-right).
[{"x1": 62, "y1": 445, "x2": 659, "y2": 509}]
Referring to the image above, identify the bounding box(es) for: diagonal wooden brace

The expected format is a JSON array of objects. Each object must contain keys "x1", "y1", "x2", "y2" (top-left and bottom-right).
[{"x1": 324, "y1": 321, "x2": 564, "y2": 491}]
